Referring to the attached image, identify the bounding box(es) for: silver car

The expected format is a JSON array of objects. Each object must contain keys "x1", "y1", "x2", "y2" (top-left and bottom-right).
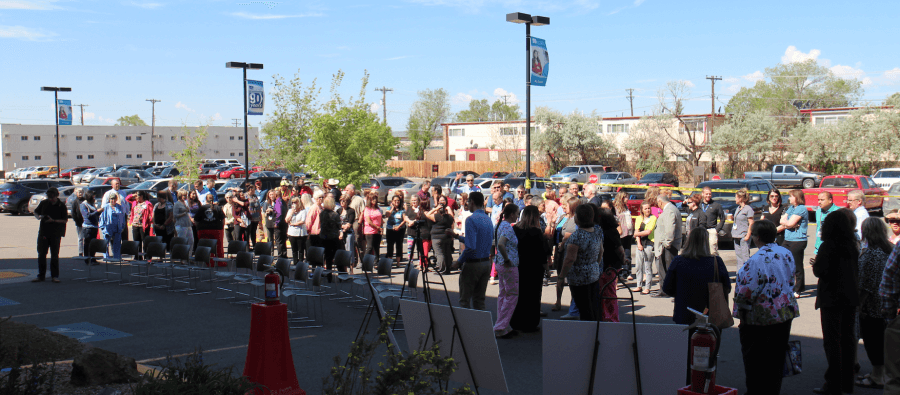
[
  {"x1": 549, "y1": 165, "x2": 609, "y2": 185},
  {"x1": 884, "y1": 182, "x2": 900, "y2": 214},
  {"x1": 597, "y1": 172, "x2": 637, "y2": 192},
  {"x1": 29, "y1": 186, "x2": 77, "y2": 216}
]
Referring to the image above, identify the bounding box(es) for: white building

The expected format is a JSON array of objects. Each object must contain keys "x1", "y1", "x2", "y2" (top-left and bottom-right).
[{"x1": 0, "y1": 124, "x2": 259, "y2": 172}]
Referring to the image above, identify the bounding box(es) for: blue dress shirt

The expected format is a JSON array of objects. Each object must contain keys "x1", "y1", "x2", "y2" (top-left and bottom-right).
[{"x1": 458, "y1": 209, "x2": 492, "y2": 265}]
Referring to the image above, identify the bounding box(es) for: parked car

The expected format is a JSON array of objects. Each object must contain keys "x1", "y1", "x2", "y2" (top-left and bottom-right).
[
  {"x1": 17, "y1": 167, "x2": 41, "y2": 180},
  {"x1": 637, "y1": 172, "x2": 680, "y2": 187},
  {"x1": 205, "y1": 159, "x2": 242, "y2": 166},
  {"x1": 107, "y1": 169, "x2": 153, "y2": 186},
  {"x1": 873, "y1": 168, "x2": 900, "y2": 190},
  {"x1": 0, "y1": 179, "x2": 73, "y2": 215},
  {"x1": 477, "y1": 171, "x2": 510, "y2": 179},
  {"x1": 199, "y1": 165, "x2": 232, "y2": 180},
  {"x1": 81, "y1": 167, "x2": 114, "y2": 184},
  {"x1": 597, "y1": 172, "x2": 638, "y2": 192},
  {"x1": 386, "y1": 182, "x2": 424, "y2": 205},
  {"x1": 622, "y1": 184, "x2": 686, "y2": 217},
  {"x1": 122, "y1": 179, "x2": 177, "y2": 193},
  {"x1": 502, "y1": 177, "x2": 548, "y2": 196},
  {"x1": 251, "y1": 171, "x2": 281, "y2": 178},
  {"x1": 443, "y1": 170, "x2": 479, "y2": 179},
  {"x1": 217, "y1": 166, "x2": 249, "y2": 179},
  {"x1": 689, "y1": 179, "x2": 777, "y2": 243},
  {"x1": 503, "y1": 171, "x2": 539, "y2": 180},
  {"x1": 6, "y1": 168, "x2": 25, "y2": 180},
  {"x1": 802, "y1": 175, "x2": 886, "y2": 214},
  {"x1": 744, "y1": 164, "x2": 825, "y2": 189},
  {"x1": 882, "y1": 182, "x2": 900, "y2": 214},
  {"x1": 430, "y1": 178, "x2": 453, "y2": 190},
  {"x1": 58, "y1": 166, "x2": 94, "y2": 179},
  {"x1": 363, "y1": 177, "x2": 412, "y2": 204},
  {"x1": 73, "y1": 168, "x2": 98, "y2": 184},
  {"x1": 28, "y1": 186, "x2": 77, "y2": 215},
  {"x1": 549, "y1": 165, "x2": 607, "y2": 186}
]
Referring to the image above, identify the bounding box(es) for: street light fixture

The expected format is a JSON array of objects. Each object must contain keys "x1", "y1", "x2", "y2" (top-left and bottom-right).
[
  {"x1": 506, "y1": 12, "x2": 548, "y2": 189},
  {"x1": 226, "y1": 62, "x2": 264, "y2": 183},
  {"x1": 41, "y1": 86, "x2": 72, "y2": 178}
]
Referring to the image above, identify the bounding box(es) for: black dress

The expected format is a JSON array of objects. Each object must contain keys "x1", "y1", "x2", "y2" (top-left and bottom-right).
[
  {"x1": 760, "y1": 204, "x2": 786, "y2": 245},
  {"x1": 510, "y1": 226, "x2": 550, "y2": 332}
]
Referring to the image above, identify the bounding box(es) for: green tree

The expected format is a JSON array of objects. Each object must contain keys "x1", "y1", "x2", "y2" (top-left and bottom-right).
[
  {"x1": 169, "y1": 124, "x2": 209, "y2": 181},
  {"x1": 533, "y1": 107, "x2": 615, "y2": 172},
  {"x1": 455, "y1": 98, "x2": 521, "y2": 122},
  {"x1": 622, "y1": 117, "x2": 670, "y2": 174},
  {"x1": 304, "y1": 71, "x2": 399, "y2": 187},
  {"x1": 885, "y1": 92, "x2": 900, "y2": 107},
  {"x1": 115, "y1": 114, "x2": 147, "y2": 126},
  {"x1": 707, "y1": 111, "x2": 787, "y2": 177},
  {"x1": 726, "y1": 59, "x2": 864, "y2": 128},
  {"x1": 405, "y1": 88, "x2": 451, "y2": 160},
  {"x1": 258, "y1": 70, "x2": 323, "y2": 172}
]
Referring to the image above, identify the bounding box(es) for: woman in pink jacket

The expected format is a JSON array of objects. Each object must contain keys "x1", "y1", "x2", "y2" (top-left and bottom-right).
[{"x1": 126, "y1": 191, "x2": 153, "y2": 253}]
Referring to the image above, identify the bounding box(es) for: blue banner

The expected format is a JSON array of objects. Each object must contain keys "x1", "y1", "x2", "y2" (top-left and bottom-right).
[
  {"x1": 57, "y1": 99, "x2": 72, "y2": 125},
  {"x1": 530, "y1": 37, "x2": 549, "y2": 87},
  {"x1": 247, "y1": 80, "x2": 264, "y2": 116}
]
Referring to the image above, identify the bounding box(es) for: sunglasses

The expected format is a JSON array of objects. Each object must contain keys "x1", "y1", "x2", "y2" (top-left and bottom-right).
[{"x1": 888, "y1": 219, "x2": 900, "y2": 224}]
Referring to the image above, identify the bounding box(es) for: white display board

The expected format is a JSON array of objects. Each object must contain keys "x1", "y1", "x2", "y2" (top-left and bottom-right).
[
  {"x1": 542, "y1": 320, "x2": 688, "y2": 395},
  {"x1": 399, "y1": 299, "x2": 508, "y2": 393}
]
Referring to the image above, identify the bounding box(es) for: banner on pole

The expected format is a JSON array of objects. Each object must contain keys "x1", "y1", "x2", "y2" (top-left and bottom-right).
[
  {"x1": 57, "y1": 99, "x2": 72, "y2": 125},
  {"x1": 247, "y1": 80, "x2": 264, "y2": 116},
  {"x1": 530, "y1": 37, "x2": 549, "y2": 86}
]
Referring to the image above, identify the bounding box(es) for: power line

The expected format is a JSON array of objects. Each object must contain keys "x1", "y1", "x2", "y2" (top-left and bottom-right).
[
  {"x1": 374, "y1": 86, "x2": 393, "y2": 125},
  {"x1": 146, "y1": 99, "x2": 161, "y2": 160},
  {"x1": 625, "y1": 89, "x2": 634, "y2": 116},
  {"x1": 232, "y1": 118, "x2": 242, "y2": 127}
]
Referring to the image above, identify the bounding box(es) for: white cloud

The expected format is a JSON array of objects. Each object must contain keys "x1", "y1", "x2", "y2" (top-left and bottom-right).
[
  {"x1": 386, "y1": 55, "x2": 413, "y2": 61},
  {"x1": 782, "y1": 45, "x2": 821, "y2": 64},
  {"x1": 0, "y1": 25, "x2": 54, "y2": 40},
  {"x1": 230, "y1": 11, "x2": 322, "y2": 19},
  {"x1": 82, "y1": 112, "x2": 96, "y2": 121},
  {"x1": 679, "y1": 80, "x2": 695, "y2": 88},
  {"x1": 211, "y1": 113, "x2": 222, "y2": 121},
  {"x1": 452, "y1": 93, "x2": 473, "y2": 105},
  {"x1": 830, "y1": 64, "x2": 871, "y2": 85},
  {"x1": 129, "y1": 2, "x2": 163, "y2": 9},
  {"x1": 742, "y1": 71, "x2": 764, "y2": 82},
  {"x1": 98, "y1": 116, "x2": 115, "y2": 124},
  {"x1": 0, "y1": 1, "x2": 57, "y2": 10},
  {"x1": 885, "y1": 68, "x2": 900, "y2": 81},
  {"x1": 493, "y1": 88, "x2": 519, "y2": 104},
  {"x1": 726, "y1": 84, "x2": 741, "y2": 94},
  {"x1": 723, "y1": 77, "x2": 739, "y2": 84},
  {"x1": 369, "y1": 102, "x2": 380, "y2": 114},
  {"x1": 175, "y1": 101, "x2": 195, "y2": 112},
  {"x1": 633, "y1": 0, "x2": 645, "y2": 5}
]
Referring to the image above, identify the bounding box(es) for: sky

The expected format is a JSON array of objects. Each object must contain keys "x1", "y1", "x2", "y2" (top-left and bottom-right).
[{"x1": 2, "y1": 0, "x2": 900, "y2": 132}]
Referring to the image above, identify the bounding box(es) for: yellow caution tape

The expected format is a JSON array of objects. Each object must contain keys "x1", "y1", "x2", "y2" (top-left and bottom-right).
[{"x1": 542, "y1": 180, "x2": 900, "y2": 199}]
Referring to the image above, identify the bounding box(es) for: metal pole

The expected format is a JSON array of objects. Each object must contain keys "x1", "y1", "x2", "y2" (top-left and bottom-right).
[
  {"x1": 243, "y1": 67, "x2": 250, "y2": 184},
  {"x1": 151, "y1": 101, "x2": 155, "y2": 160},
  {"x1": 55, "y1": 91, "x2": 61, "y2": 178},
  {"x1": 525, "y1": 22, "x2": 531, "y2": 188}
]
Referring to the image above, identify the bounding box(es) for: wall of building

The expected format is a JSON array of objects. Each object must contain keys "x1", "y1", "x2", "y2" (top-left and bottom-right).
[{"x1": 0, "y1": 124, "x2": 259, "y2": 172}]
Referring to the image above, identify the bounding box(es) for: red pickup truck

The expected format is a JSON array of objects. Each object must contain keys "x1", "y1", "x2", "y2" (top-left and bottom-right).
[{"x1": 802, "y1": 175, "x2": 886, "y2": 213}]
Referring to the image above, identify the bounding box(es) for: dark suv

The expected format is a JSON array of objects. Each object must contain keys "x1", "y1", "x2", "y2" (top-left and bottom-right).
[
  {"x1": 688, "y1": 179, "x2": 778, "y2": 244},
  {"x1": 0, "y1": 179, "x2": 74, "y2": 215}
]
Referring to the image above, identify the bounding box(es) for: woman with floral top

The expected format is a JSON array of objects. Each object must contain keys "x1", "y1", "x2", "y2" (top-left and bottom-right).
[
  {"x1": 559, "y1": 204, "x2": 604, "y2": 322},
  {"x1": 855, "y1": 217, "x2": 893, "y2": 388},
  {"x1": 493, "y1": 203, "x2": 520, "y2": 338},
  {"x1": 734, "y1": 220, "x2": 799, "y2": 395}
]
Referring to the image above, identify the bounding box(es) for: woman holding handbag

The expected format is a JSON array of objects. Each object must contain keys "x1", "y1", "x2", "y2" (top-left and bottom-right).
[
  {"x1": 662, "y1": 227, "x2": 731, "y2": 325},
  {"x1": 734, "y1": 220, "x2": 800, "y2": 395}
]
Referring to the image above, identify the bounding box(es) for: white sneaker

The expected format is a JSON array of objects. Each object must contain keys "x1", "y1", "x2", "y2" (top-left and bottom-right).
[{"x1": 489, "y1": 277, "x2": 497, "y2": 285}]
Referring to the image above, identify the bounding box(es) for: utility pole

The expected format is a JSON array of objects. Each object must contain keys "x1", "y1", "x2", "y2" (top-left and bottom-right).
[
  {"x1": 232, "y1": 118, "x2": 242, "y2": 127},
  {"x1": 705, "y1": 76, "x2": 721, "y2": 141},
  {"x1": 74, "y1": 104, "x2": 89, "y2": 125},
  {"x1": 146, "y1": 99, "x2": 161, "y2": 160},
  {"x1": 625, "y1": 89, "x2": 634, "y2": 117},
  {"x1": 374, "y1": 86, "x2": 392, "y2": 124}
]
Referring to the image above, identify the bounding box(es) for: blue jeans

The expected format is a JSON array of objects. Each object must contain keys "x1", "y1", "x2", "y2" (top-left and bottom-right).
[
  {"x1": 344, "y1": 231, "x2": 356, "y2": 265},
  {"x1": 104, "y1": 231, "x2": 122, "y2": 261}
]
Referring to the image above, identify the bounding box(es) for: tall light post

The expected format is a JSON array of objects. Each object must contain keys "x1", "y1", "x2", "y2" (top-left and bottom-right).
[
  {"x1": 41, "y1": 86, "x2": 72, "y2": 178},
  {"x1": 506, "y1": 12, "x2": 548, "y2": 189},
  {"x1": 226, "y1": 62, "x2": 263, "y2": 183}
]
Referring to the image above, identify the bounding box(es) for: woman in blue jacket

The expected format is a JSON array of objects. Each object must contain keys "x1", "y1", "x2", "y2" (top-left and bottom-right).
[{"x1": 99, "y1": 193, "x2": 128, "y2": 261}]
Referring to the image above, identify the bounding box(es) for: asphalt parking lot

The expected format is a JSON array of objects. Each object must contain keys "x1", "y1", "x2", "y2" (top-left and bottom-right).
[{"x1": 0, "y1": 213, "x2": 885, "y2": 395}]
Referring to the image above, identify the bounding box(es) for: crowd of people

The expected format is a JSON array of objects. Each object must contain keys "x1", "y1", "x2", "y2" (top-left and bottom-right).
[{"x1": 30, "y1": 173, "x2": 900, "y2": 394}]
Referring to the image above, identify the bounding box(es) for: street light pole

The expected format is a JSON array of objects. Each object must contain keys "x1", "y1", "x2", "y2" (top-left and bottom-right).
[
  {"x1": 226, "y1": 62, "x2": 264, "y2": 184},
  {"x1": 146, "y1": 99, "x2": 160, "y2": 160},
  {"x1": 507, "y1": 12, "x2": 548, "y2": 189},
  {"x1": 41, "y1": 86, "x2": 72, "y2": 178}
]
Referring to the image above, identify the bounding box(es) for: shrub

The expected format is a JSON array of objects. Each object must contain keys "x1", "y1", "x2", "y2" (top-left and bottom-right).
[{"x1": 133, "y1": 349, "x2": 260, "y2": 395}]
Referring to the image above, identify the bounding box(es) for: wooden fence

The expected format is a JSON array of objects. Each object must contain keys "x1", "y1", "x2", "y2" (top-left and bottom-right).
[{"x1": 386, "y1": 161, "x2": 549, "y2": 178}]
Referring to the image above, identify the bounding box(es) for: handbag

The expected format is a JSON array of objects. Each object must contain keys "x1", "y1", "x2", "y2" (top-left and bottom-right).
[
  {"x1": 707, "y1": 258, "x2": 734, "y2": 329},
  {"x1": 782, "y1": 340, "x2": 802, "y2": 377}
]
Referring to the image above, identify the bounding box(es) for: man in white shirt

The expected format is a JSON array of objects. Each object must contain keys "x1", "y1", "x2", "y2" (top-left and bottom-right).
[{"x1": 847, "y1": 189, "x2": 869, "y2": 239}]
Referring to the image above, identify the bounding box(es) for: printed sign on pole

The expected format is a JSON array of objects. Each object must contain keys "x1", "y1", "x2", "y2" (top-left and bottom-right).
[
  {"x1": 530, "y1": 37, "x2": 549, "y2": 87},
  {"x1": 57, "y1": 99, "x2": 72, "y2": 125},
  {"x1": 246, "y1": 80, "x2": 264, "y2": 116}
]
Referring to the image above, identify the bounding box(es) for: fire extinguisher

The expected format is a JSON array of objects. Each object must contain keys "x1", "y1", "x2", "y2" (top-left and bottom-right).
[
  {"x1": 264, "y1": 269, "x2": 281, "y2": 306},
  {"x1": 685, "y1": 307, "x2": 722, "y2": 394}
]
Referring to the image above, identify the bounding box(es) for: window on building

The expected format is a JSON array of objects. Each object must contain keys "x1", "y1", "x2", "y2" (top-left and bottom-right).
[
  {"x1": 171, "y1": 136, "x2": 175, "y2": 140},
  {"x1": 521, "y1": 126, "x2": 536, "y2": 134},
  {"x1": 679, "y1": 120, "x2": 705, "y2": 134},
  {"x1": 238, "y1": 152, "x2": 243, "y2": 157},
  {"x1": 449, "y1": 128, "x2": 465, "y2": 137},
  {"x1": 87, "y1": 136, "x2": 94, "y2": 141},
  {"x1": 126, "y1": 136, "x2": 132, "y2": 141},
  {"x1": 22, "y1": 156, "x2": 28, "y2": 160},
  {"x1": 230, "y1": 152, "x2": 235, "y2": 157},
  {"x1": 4, "y1": 153, "x2": 9, "y2": 157},
  {"x1": 238, "y1": 136, "x2": 243, "y2": 140},
  {"x1": 76, "y1": 136, "x2": 82, "y2": 141},
  {"x1": 181, "y1": 136, "x2": 185, "y2": 140},
  {"x1": 136, "y1": 136, "x2": 142, "y2": 141},
  {"x1": 815, "y1": 116, "x2": 847, "y2": 125},
  {"x1": 34, "y1": 136, "x2": 40, "y2": 141},
  {"x1": 34, "y1": 155, "x2": 41, "y2": 160},
  {"x1": 136, "y1": 154, "x2": 142, "y2": 158},
  {"x1": 499, "y1": 127, "x2": 520, "y2": 136},
  {"x1": 230, "y1": 136, "x2": 235, "y2": 140},
  {"x1": 606, "y1": 124, "x2": 629, "y2": 134},
  {"x1": 126, "y1": 154, "x2": 132, "y2": 158},
  {"x1": 76, "y1": 155, "x2": 83, "y2": 159},
  {"x1": 88, "y1": 155, "x2": 94, "y2": 159},
  {"x1": 20, "y1": 136, "x2": 27, "y2": 141}
]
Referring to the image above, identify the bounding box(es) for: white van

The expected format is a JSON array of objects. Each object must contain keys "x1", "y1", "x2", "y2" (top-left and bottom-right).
[
  {"x1": 205, "y1": 159, "x2": 241, "y2": 166},
  {"x1": 142, "y1": 161, "x2": 174, "y2": 167}
]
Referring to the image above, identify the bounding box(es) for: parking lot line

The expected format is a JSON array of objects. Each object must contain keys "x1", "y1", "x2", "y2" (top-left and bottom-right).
[
  {"x1": 12, "y1": 300, "x2": 154, "y2": 318},
  {"x1": 136, "y1": 335, "x2": 316, "y2": 364}
]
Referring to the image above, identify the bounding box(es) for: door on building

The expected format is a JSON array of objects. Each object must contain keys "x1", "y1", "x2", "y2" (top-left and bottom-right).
[{"x1": 468, "y1": 154, "x2": 475, "y2": 161}]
